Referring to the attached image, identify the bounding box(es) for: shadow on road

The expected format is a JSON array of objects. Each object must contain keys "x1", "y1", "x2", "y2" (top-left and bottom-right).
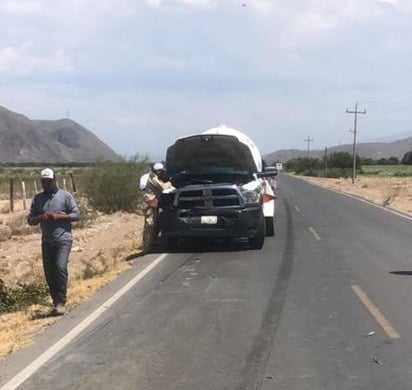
[
  {"x1": 389, "y1": 271, "x2": 412, "y2": 276},
  {"x1": 126, "y1": 237, "x2": 251, "y2": 260}
]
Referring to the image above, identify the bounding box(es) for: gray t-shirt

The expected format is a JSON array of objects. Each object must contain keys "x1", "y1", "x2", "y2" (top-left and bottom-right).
[{"x1": 28, "y1": 188, "x2": 81, "y2": 243}]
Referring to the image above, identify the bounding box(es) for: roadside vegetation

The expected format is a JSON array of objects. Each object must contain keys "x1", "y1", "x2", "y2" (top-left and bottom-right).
[
  {"x1": 0, "y1": 156, "x2": 149, "y2": 316},
  {"x1": 284, "y1": 150, "x2": 412, "y2": 178},
  {"x1": 79, "y1": 155, "x2": 148, "y2": 213},
  {"x1": 360, "y1": 165, "x2": 412, "y2": 177},
  {"x1": 284, "y1": 152, "x2": 360, "y2": 178}
]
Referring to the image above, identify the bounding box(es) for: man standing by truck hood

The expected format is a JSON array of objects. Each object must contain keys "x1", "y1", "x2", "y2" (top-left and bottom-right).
[{"x1": 141, "y1": 163, "x2": 174, "y2": 253}]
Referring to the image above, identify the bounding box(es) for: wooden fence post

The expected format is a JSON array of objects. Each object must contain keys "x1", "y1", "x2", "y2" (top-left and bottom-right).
[
  {"x1": 22, "y1": 181, "x2": 27, "y2": 210},
  {"x1": 9, "y1": 178, "x2": 14, "y2": 212},
  {"x1": 34, "y1": 180, "x2": 38, "y2": 195},
  {"x1": 63, "y1": 177, "x2": 67, "y2": 190},
  {"x1": 70, "y1": 173, "x2": 77, "y2": 193}
]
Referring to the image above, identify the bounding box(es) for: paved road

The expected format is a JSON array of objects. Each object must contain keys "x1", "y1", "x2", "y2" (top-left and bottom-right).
[{"x1": 1, "y1": 174, "x2": 412, "y2": 390}]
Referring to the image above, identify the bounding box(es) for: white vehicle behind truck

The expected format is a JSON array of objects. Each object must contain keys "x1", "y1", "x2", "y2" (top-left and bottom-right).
[{"x1": 158, "y1": 125, "x2": 277, "y2": 249}]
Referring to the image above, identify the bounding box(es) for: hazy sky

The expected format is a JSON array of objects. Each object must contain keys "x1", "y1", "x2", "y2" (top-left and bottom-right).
[{"x1": 1, "y1": 0, "x2": 412, "y2": 159}]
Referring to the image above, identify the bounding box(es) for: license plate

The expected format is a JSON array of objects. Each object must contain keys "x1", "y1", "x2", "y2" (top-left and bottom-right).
[{"x1": 201, "y1": 216, "x2": 218, "y2": 224}]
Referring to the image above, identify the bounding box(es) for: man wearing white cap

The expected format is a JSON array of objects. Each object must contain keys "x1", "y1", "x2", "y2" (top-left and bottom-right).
[
  {"x1": 141, "y1": 162, "x2": 173, "y2": 252},
  {"x1": 27, "y1": 168, "x2": 80, "y2": 316}
]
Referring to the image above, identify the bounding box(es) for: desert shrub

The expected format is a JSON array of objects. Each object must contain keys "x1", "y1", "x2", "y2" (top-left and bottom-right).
[
  {"x1": 324, "y1": 168, "x2": 351, "y2": 178},
  {"x1": 73, "y1": 197, "x2": 99, "y2": 229},
  {"x1": 302, "y1": 169, "x2": 319, "y2": 177},
  {"x1": 327, "y1": 152, "x2": 360, "y2": 170},
  {"x1": 78, "y1": 155, "x2": 149, "y2": 214},
  {"x1": 0, "y1": 279, "x2": 49, "y2": 313},
  {"x1": 285, "y1": 157, "x2": 322, "y2": 175},
  {"x1": 79, "y1": 249, "x2": 121, "y2": 280}
]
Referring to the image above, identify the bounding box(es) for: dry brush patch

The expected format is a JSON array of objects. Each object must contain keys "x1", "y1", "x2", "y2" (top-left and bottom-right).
[{"x1": 296, "y1": 176, "x2": 412, "y2": 215}]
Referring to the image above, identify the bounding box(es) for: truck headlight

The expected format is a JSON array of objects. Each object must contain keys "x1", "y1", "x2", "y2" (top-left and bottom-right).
[{"x1": 242, "y1": 190, "x2": 260, "y2": 204}]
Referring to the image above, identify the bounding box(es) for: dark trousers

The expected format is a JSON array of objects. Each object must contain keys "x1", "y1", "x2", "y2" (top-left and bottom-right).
[
  {"x1": 143, "y1": 206, "x2": 159, "y2": 252},
  {"x1": 41, "y1": 241, "x2": 72, "y2": 306}
]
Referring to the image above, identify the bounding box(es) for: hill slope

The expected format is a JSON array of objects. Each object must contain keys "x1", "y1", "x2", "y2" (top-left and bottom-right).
[
  {"x1": 0, "y1": 105, "x2": 119, "y2": 163},
  {"x1": 265, "y1": 136, "x2": 412, "y2": 163}
]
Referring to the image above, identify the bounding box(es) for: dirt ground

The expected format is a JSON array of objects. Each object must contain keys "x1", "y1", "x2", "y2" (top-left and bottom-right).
[{"x1": 296, "y1": 176, "x2": 412, "y2": 216}]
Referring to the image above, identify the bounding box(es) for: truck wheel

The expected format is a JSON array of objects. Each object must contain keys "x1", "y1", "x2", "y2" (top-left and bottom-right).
[
  {"x1": 265, "y1": 217, "x2": 275, "y2": 237},
  {"x1": 249, "y1": 214, "x2": 265, "y2": 249}
]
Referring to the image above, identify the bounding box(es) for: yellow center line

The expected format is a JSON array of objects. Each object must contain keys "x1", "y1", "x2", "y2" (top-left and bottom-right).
[
  {"x1": 351, "y1": 285, "x2": 400, "y2": 339},
  {"x1": 308, "y1": 226, "x2": 321, "y2": 240}
]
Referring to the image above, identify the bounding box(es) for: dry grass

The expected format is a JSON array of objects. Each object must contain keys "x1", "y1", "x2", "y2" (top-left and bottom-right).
[
  {"x1": 0, "y1": 211, "x2": 143, "y2": 358},
  {"x1": 0, "y1": 261, "x2": 132, "y2": 357},
  {"x1": 297, "y1": 176, "x2": 412, "y2": 215}
]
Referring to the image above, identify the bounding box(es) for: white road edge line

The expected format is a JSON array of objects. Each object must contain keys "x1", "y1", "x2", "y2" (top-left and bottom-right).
[
  {"x1": 294, "y1": 205, "x2": 300, "y2": 212},
  {"x1": 308, "y1": 226, "x2": 321, "y2": 240},
  {"x1": 0, "y1": 253, "x2": 169, "y2": 390}
]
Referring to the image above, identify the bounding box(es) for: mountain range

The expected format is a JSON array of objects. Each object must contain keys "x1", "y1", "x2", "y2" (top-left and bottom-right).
[
  {"x1": 264, "y1": 136, "x2": 412, "y2": 163},
  {"x1": 0, "y1": 105, "x2": 119, "y2": 163}
]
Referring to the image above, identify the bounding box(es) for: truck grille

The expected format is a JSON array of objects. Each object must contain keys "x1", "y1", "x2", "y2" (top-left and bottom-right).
[{"x1": 176, "y1": 187, "x2": 242, "y2": 208}]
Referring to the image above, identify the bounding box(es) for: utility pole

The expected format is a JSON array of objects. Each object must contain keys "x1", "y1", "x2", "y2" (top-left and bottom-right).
[
  {"x1": 304, "y1": 136, "x2": 314, "y2": 157},
  {"x1": 324, "y1": 147, "x2": 328, "y2": 176},
  {"x1": 346, "y1": 102, "x2": 366, "y2": 184}
]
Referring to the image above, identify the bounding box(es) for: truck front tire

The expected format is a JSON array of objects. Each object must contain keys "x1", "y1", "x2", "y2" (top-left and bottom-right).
[
  {"x1": 265, "y1": 216, "x2": 275, "y2": 237},
  {"x1": 249, "y1": 213, "x2": 265, "y2": 249}
]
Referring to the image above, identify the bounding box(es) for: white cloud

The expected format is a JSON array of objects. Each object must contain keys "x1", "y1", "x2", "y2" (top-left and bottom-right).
[
  {"x1": 146, "y1": 0, "x2": 215, "y2": 8},
  {"x1": 143, "y1": 55, "x2": 187, "y2": 70},
  {"x1": 252, "y1": 0, "x2": 272, "y2": 12},
  {"x1": 0, "y1": 46, "x2": 73, "y2": 75},
  {"x1": 1, "y1": 0, "x2": 412, "y2": 157},
  {"x1": 146, "y1": 0, "x2": 161, "y2": 7},
  {"x1": 1, "y1": 0, "x2": 43, "y2": 14}
]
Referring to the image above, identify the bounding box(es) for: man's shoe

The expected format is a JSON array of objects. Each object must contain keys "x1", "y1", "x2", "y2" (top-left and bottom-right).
[{"x1": 51, "y1": 304, "x2": 66, "y2": 316}]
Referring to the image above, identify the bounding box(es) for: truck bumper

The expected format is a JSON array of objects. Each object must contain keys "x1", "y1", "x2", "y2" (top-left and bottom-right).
[{"x1": 159, "y1": 206, "x2": 262, "y2": 239}]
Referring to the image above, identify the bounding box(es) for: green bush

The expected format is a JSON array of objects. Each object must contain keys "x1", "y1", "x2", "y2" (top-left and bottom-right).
[
  {"x1": 327, "y1": 152, "x2": 360, "y2": 170},
  {"x1": 285, "y1": 157, "x2": 322, "y2": 175},
  {"x1": 302, "y1": 169, "x2": 319, "y2": 177},
  {"x1": 0, "y1": 279, "x2": 49, "y2": 313},
  {"x1": 78, "y1": 155, "x2": 149, "y2": 214}
]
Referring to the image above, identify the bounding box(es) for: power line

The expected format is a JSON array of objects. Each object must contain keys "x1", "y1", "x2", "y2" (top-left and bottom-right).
[{"x1": 346, "y1": 102, "x2": 366, "y2": 184}]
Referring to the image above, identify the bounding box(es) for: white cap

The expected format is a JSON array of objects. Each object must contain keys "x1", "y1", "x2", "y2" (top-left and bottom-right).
[
  {"x1": 153, "y1": 162, "x2": 165, "y2": 171},
  {"x1": 40, "y1": 168, "x2": 55, "y2": 179}
]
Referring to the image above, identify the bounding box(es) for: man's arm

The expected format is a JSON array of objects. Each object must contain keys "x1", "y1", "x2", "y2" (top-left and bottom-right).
[
  {"x1": 151, "y1": 175, "x2": 174, "y2": 191},
  {"x1": 27, "y1": 196, "x2": 46, "y2": 225},
  {"x1": 28, "y1": 213, "x2": 47, "y2": 225},
  {"x1": 47, "y1": 193, "x2": 81, "y2": 221}
]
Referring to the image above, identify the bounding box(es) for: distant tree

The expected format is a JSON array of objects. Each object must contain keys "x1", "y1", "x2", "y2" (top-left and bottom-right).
[
  {"x1": 388, "y1": 156, "x2": 400, "y2": 165},
  {"x1": 360, "y1": 157, "x2": 374, "y2": 165},
  {"x1": 376, "y1": 158, "x2": 391, "y2": 165},
  {"x1": 327, "y1": 152, "x2": 360, "y2": 170},
  {"x1": 401, "y1": 150, "x2": 412, "y2": 165}
]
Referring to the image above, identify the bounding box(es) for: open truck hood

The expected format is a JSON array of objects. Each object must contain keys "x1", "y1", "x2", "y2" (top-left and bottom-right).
[{"x1": 166, "y1": 133, "x2": 260, "y2": 179}]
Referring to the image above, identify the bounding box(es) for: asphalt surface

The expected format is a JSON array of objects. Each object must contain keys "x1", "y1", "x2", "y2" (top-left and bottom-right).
[{"x1": 1, "y1": 174, "x2": 412, "y2": 390}]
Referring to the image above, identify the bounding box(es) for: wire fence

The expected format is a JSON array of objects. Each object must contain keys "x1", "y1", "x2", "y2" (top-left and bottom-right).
[{"x1": 0, "y1": 175, "x2": 77, "y2": 212}]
